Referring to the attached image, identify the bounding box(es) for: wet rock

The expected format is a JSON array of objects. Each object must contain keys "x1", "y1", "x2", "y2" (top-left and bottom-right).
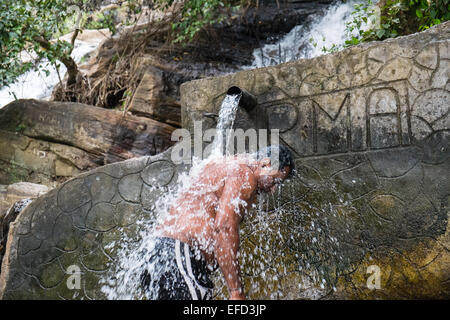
[
  {"x1": 182, "y1": 22, "x2": 450, "y2": 299},
  {"x1": 0, "y1": 183, "x2": 48, "y2": 217},
  {"x1": 0, "y1": 150, "x2": 174, "y2": 299},
  {"x1": 141, "y1": 160, "x2": 176, "y2": 187},
  {"x1": 128, "y1": 65, "x2": 182, "y2": 127},
  {"x1": 85, "y1": 203, "x2": 117, "y2": 232},
  {"x1": 0, "y1": 183, "x2": 49, "y2": 274}
]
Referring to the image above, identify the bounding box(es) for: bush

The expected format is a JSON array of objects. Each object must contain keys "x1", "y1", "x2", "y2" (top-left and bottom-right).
[
  {"x1": 0, "y1": 0, "x2": 72, "y2": 87},
  {"x1": 336, "y1": 0, "x2": 449, "y2": 50},
  {"x1": 152, "y1": 0, "x2": 243, "y2": 43},
  {"x1": 411, "y1": 0, "x2": 450, "y2": 31}
]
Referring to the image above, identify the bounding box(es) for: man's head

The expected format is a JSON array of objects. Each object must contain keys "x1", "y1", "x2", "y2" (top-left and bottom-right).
[{"x1": 253, "y1": 144, "x2": 295, "y2": 193}]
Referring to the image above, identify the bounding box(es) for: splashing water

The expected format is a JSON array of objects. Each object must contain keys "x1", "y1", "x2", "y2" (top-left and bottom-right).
[
  {"x1": 100, "y1": 169, "x2": 198, "y2": 299},
  {"x1": 100, "y1": 91, "x2": 246, "y2": 299},
  {"x1": 0, "y1": 39, "x2": 98, "y2": 108},
  {"x1": 100, "y1": 86, "x2": 359, "y2": 299},
  {"x1": 244, "y1": 0, "x2": 364, "y2": 69}
]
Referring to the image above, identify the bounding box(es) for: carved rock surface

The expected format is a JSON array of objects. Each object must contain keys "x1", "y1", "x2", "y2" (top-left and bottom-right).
[{"x1": 181, "y1": 22, "x2": 450, "y2": 299}]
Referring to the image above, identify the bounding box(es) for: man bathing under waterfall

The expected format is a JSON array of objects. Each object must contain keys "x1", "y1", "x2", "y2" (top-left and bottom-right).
[{"x1": 140, "y1": 144, "x2": 295, "y2": 300}]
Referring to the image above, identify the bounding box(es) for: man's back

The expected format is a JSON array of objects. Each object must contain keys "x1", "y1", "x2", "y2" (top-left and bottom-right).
[
  {"x1": 142, "y1": 145, "x2": 294, "y2": 300},
  {"x1": 155, "y1": 156, "x2": 257, "y2": 266}
]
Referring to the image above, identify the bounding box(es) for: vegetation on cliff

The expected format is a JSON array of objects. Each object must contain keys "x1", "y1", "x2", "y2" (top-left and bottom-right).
[
  {"x1": 340, "y1": 0, "x2": 449, "y2": 49},
  {"x1": 0, "y1": 0, "x2": 250, "y2": 89},
  {"x1": 1, "y1": 1, "x2": 253, "y2": 106}
]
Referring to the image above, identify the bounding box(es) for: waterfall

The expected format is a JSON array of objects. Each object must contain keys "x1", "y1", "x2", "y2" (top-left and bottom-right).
[
  {"x1": 0, "y1": 39, "x2": 98, "y2": 108},
  {"x1": 244, "y1": 0, "x2": 364, "y2": 69}
]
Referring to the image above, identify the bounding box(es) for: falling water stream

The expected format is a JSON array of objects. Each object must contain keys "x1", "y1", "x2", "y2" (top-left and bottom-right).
[
  {"x1": 210, "y1": 93, "x2": 242, "y2": 157},
  {"x1": 100, "y1": 90, "x2": 246, "y2": 299}
]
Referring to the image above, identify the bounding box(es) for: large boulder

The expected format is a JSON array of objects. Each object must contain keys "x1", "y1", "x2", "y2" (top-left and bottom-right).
[
  {"x1": 0, "y1": 148, "x2": 190, "y2": 299},
  {"x1": 0, "y1": 100, "x2": 177, "y2": 186},
  {"x1": 0, "y1": 183, "x2": 49, "y2": 217},
  {"x1": 0, "y1": 183, "x2": 49, "y2": 276},
  {"x1": 0, "y1": 21, "x2": 449, "y2": 299}
]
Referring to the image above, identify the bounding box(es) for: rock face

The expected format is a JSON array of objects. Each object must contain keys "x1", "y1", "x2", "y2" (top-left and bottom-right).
[
  {"x1": 0, "y1": 149, "x2": 188, "y2": 299},
  {"x1": 180, "y1": 22, "x2": 450, "y2": 299},
  {"x1": 0, "y1": 183, "x2": 49, "y2": 218},
  {"x1": 0, "y1": 182, "x2": 49, "y2": 275},
  {"x1": 0, "y1": 99, "x2": 177, "y2": 186},
  {"x1": 0, "y1": 22, "x2": 449, "y2": 299},
  {"x1": 126, "y1": 56, "x2": 191, "y2": 128}
]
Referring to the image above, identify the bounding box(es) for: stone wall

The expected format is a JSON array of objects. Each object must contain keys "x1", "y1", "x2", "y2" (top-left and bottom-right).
[
  {"x1": 0, "y1": 22, "x2": 448, "y2": 299},
  {"x1": 180, "y1": 22, "x2": 450, "y2": 299},
  {"x1": 0, "y1": 149, "x2": 189, "y2": 299}
]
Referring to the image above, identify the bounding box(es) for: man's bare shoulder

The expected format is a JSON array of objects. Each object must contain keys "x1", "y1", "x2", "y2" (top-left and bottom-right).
[
  {"x1": 226, "y1": 163, "x2": 257, "y2": 193},
  {"x1": 201, "y1": 158, "x2": 257, "y2": 195}
]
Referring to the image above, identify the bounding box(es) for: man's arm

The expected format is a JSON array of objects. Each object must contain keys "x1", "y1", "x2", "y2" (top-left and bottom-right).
[{"x1": 213, "y1": 173, "x2": 255, "y2": 300}]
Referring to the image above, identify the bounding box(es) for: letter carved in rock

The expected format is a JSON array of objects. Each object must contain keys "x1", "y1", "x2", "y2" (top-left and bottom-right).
[
  {"x1": 366, "y1": 88, "x2": 405, "y2": 149},
  {"x1": 312, "y1": 92, "x2": 351, "y2": 155}
]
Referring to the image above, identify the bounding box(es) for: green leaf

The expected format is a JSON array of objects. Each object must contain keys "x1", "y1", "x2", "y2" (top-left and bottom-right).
[
  {"x1": 376, "y1": 29, "x2": 385, "y2": 38},
  {"x1": 430, "y1": 8, "x2": 437, "y2": 19},
  {"x1": 416, "y1": 8, "x2": 423, "y2": 18}
]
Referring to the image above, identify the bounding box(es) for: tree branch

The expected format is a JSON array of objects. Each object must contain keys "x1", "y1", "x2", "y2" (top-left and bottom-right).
[{"x1": 33, "y1": 35, "x2": 79, "y2": 86}]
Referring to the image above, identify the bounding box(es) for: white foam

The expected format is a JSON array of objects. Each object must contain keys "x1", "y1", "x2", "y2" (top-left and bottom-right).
[
  {"x1": 243, "y1": 0, "x2": 364, "y2": 69},
  {"x1": 0, "y1": 39, "x2": 98, "y2": 108}
]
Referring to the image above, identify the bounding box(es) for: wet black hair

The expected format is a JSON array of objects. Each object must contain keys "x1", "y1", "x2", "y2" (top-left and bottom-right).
[{"x1": 256, "y1": 144, "x2": 295, "y2": 178}]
